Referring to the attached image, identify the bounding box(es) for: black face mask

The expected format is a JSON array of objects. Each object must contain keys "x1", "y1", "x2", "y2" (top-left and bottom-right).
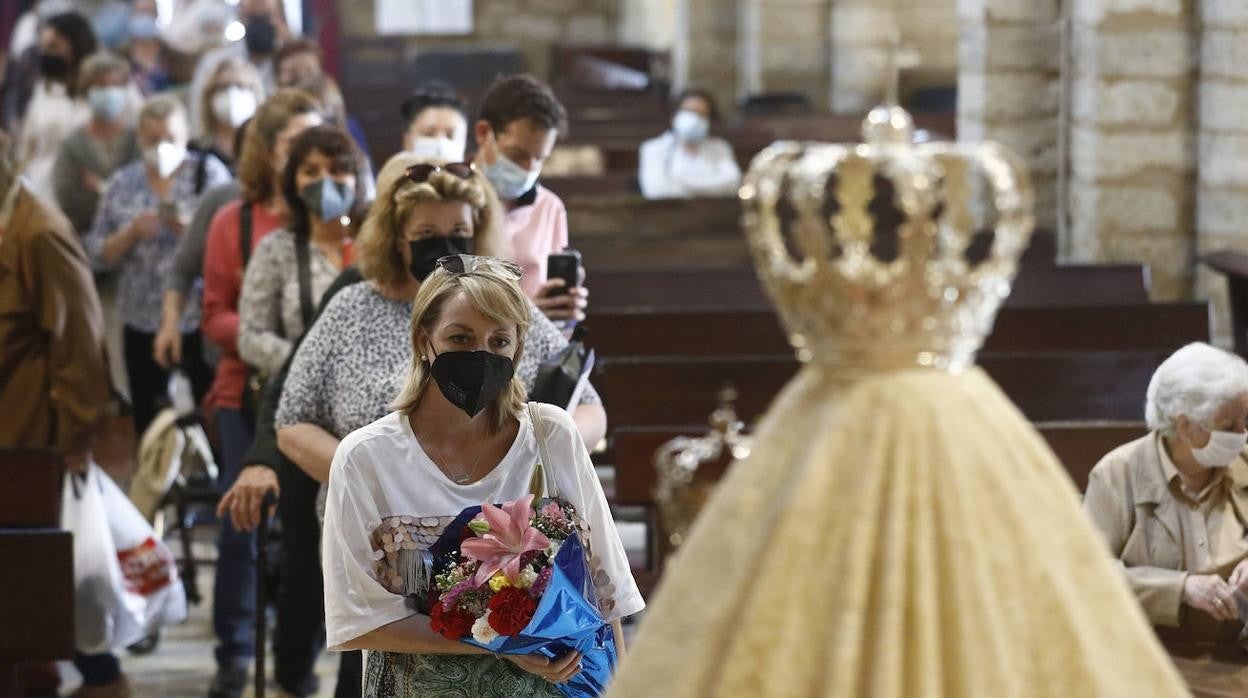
[
  {"x1": 427, "y1": 350, "x2": 514, "y2": 418},
  {"x1": 408, "y1": 237, "x2": 473, "y2": 281},
  {"x1": 38, "y1": 53, "x2": 69, "y2": 79},
  {"x1": 243, "y1": 16, "x2": 278, "y2": 55}
]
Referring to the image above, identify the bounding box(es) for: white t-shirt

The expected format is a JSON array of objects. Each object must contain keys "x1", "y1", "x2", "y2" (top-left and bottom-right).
[{"x1": 322, "y1": 403, "x2": 644, "y2": 651}]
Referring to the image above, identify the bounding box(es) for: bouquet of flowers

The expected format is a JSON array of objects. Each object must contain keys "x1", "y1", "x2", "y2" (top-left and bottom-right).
[{"x1": 421, "y1": 494, "x2": 617, "y2": 697}]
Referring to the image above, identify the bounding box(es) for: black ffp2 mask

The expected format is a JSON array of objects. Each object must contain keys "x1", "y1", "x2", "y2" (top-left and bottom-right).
[
  {"x1": 243, "y1": 16, "x2": 278, "y2": 55},
  {"x1": 408, "y1": 237, "x2": 473, "y2": 281},
  {"x1": 428, "y1": 350, "x2": 514, "y2": 418}
]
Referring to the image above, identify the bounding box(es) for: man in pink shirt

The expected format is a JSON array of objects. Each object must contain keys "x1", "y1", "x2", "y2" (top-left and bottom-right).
[{"x1": 472, "y1": 74, "x2": 588, "y2": 322}]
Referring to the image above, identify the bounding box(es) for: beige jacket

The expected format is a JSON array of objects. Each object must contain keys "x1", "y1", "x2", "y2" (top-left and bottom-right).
[
  {"x1": 0, "y1": 187, "x2": 111, "y2": 454},
  {"x1": 1084, "y1": 432, "x2": 1248, "y2": 627}
]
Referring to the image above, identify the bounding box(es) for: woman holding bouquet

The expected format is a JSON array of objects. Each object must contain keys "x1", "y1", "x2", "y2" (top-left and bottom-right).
[{"x1": 320, "y1": 255, "x2": 643, "y2": 696}]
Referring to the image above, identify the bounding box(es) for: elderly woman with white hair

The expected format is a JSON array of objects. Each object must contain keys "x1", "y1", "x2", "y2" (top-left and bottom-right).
[{"x1": 1084, "y1": 342, "x2": 1248, "y2": 637}]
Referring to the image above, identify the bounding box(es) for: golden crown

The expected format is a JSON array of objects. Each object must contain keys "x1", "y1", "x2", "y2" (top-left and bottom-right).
[{"x1": 739, "y1": 105, "x2": 1035, "y2": 372}]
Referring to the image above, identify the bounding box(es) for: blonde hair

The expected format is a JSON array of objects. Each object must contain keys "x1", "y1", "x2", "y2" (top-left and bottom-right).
[
  {"x1": 393, "y1": 259, "x2": 532, "y2": 433},
  {"x1": 198, "y1": 55, "x2": 266, "y2": 136},
  {"x1": 357, "y1": 152, "x2": 507, "y2": 289},
  {"x1": 236, "y1": 88, "x2": 320, "y2": 204},
  {"x1": 78, "y1": 51, "x2": 130, "y2": 92}
]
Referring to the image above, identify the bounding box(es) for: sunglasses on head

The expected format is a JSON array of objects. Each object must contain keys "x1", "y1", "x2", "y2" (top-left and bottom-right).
[
  {"x1": 436, "y1": 254, "x2": 523, "y2": 280},
  {"x1": 405, "y1": 162, "x2": 474, "y2": 183}
]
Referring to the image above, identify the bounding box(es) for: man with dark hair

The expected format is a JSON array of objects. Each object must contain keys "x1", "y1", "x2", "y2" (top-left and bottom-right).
[{"x1": 472, "y1": 73, "x2": 587, "y2": 322}]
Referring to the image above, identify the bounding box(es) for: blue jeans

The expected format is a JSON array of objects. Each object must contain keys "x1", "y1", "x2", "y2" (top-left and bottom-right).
[
  {"x1": 73, "y1": 652, "x2": 120, "y2": 686},
  {"x1": 213, "y1": 408, "x2": 256, "y2": 669}
]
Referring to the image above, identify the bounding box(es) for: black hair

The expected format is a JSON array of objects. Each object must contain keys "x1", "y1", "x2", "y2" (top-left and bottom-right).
[
  {"x1": 281, "y1": 125, "x2": 367, "y2": 234},
  {"x1": 477, "y1": 74, "x2": 568, "y2": 137},
  {"x1": 673, "y1": 87, "x2": 720, "y2": 123},
  {"x1": 399, "y1": 81, "x2": 466, "y2": 127},
  {"x1": 45, "y1": 12, "x2": 98, "y2": 95}
]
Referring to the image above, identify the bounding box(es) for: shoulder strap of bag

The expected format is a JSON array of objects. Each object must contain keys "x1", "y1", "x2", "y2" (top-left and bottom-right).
[
  {"x1": 238, "y1": 200, "x2": 253, "y2": 267},
  {"x1": 294, "y1": 230, "x2": 314, "y2": 329},
  {"x1": 527, "y1": 403, "x2": 558, "y2": 500}
]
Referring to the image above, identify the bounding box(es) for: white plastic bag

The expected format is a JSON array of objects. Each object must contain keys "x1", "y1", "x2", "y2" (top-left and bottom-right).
[
  {"x1": 97, "y1": 465, "x2": 188, "y2": 635},
  {"x1": 62, "y1": 464, "x2": 187, "y2": 654},
  {"x1": 63, "y1": 465, "x2": 142, "y2": 653}
]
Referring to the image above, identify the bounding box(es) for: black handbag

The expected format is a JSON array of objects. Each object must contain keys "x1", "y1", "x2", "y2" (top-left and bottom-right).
[{"x1": 528, "y1": 325, "x2": 595, "y2": 408}]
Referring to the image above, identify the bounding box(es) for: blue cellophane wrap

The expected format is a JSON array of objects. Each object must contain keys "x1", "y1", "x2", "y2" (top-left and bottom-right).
[{"x1": 427, "y1": 503, "x2": 618, "y2": 698}]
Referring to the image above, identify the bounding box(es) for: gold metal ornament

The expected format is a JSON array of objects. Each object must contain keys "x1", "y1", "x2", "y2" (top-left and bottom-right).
[{"x1": 653, "y1": 388, "x2": 752, "y2": 555}]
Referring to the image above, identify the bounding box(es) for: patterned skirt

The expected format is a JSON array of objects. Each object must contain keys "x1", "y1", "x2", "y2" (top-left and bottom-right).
[{"x1": 364, "y1": 651, "x2": 563, "y2": 698}]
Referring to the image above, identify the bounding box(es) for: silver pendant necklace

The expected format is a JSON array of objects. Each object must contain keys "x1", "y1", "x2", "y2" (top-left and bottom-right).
[{"x1": 427, "y1": 441, "x2": 484, "y2": 485}]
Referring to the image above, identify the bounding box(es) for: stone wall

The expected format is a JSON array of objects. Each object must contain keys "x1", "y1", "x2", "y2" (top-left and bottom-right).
[
  {"x1": 1066, "y1": 0, "x2": 1198, "y2": 302},
  {"x1": 679, "y1": 0, "x2": 739, "y2": 109},
  {"x1": 335, "y1": 0, "x2": 618, "y2": 80},
  {"x1": 827, "y1": 0, "x2": 959, "y2": 113},
  {"x1": 1197, "y1": 0, "x2": 1248, "y2": 340},
  {"x1": 759, "y1": 0, "x2": 831, "y2": 106},
  {"x1": 957, "y1": 0, "x2": 1062, "y2": 233}
]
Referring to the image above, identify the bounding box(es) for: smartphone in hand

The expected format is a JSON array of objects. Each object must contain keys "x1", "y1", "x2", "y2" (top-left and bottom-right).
[{"x1": 546, "y1": 251, "x2": 581, "y2": 297}]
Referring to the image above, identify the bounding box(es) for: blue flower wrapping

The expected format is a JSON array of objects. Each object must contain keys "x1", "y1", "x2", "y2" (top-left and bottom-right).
[{"x1": 428, "y1": 505, "x2": 618, "y2": 698}]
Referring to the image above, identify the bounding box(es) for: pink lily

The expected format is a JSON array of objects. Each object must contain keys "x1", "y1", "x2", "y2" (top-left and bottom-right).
[{"x1": 460, "y1": 494, "x2": 550, "y2": 586}]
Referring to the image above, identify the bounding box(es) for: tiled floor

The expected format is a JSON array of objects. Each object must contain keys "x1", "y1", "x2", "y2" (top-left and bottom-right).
[{"x1": 60, "y1": 532, "x2": 340, "y2": 698}]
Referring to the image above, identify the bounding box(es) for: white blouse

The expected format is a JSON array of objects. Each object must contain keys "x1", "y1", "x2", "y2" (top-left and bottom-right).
[
  {"x1": 321, "y1": 404, "x2": 644, "y2": 651},
  {"x1": 638, "y1": 131, "x2": 742, "y2": 200}
]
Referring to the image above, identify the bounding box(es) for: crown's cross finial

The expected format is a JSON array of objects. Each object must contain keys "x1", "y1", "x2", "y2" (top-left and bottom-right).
[
  {"x1": 864, "y1": 32, "x2": 923, "y2": 145},
  {"x1": 884, "y1": 30, "x2": 922, "y2": 107}
]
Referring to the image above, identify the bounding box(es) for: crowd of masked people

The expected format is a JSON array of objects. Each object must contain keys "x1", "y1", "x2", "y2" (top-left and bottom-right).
[{"x1": 0, "y1": 2, "x2": 613, "y2": 697}]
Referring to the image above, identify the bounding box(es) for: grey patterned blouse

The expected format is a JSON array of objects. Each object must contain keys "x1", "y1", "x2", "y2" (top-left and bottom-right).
[
  {"x1": 83, "y1": 154, "x2": 231, "y2": 333},
  {"x1": 275, "y1": 280, "x2": 600, "y2": 440},
  {"x1": 237, "y1": 229, "x2": 347, "y2": 376}
]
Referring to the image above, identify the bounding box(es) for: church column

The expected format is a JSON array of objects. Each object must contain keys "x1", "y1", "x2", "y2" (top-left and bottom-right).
[
  {"x1": 755, "y1": 0, "x2": 831, "y2": 107},
  {"x1": 1066, "y1": 0, "x2": 1197, "y2": 301},
  {"x1": 957, "y1": 0, "x2": 1062, "y2": 232},
  {"x1": 828, "y1": 0, "x2": 898, "y2": 112},
  {"x1": 673, "y1": 0, "x2": 739, "y2": 109},
  {"x1": 1196, "y1": 0, "x2": 1248, "y2": 340}
]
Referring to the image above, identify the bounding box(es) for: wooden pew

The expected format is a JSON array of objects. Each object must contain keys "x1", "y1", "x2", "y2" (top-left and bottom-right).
[
  {"x1": 1202, "y1": 250, "x2": 1248, "y2": 357},
  {"x1": 593, "y1": 350, "x2": 1185, "y2": 425},
  {"x1": 0, "y1": 450, "x2": 73, "y2": 694},
  {"x1": 611, "y1": 421, "x2": 1146, "y2": 506},
  {"x1": 584, "y1": 303, "x2": 1209, "y2": 356},
  {"x1": 561, "y1": 111, "x2": 958, "y2": 174},
  {"x1": 585, "y1": 265, "x2": 1152, "y2": 311},
  {"x1": 609, "y1": 420, "x2": 1146, "y2": 590}
]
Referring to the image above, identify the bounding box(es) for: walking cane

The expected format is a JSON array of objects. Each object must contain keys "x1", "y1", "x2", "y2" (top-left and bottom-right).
[{"x1": 255, "y1": 491, "x2": 278, "y2": 698}]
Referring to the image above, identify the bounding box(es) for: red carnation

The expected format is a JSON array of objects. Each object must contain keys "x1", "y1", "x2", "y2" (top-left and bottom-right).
[
  {"x1": 429, "y1": 595, "x2": 474, "y2": 640},
  {"x1": 487, "y1": 587, "x2": 538, "y2": 636}
]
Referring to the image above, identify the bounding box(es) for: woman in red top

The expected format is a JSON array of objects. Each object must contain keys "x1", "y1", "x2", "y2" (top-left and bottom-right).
[{"x1": 197, "y1": 87, "x2": 321, "y2": 697}]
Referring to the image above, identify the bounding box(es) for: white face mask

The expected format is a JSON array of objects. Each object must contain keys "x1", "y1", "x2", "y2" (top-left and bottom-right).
[
  {"x1": 144, "y1": 141, "x2": 187, "y2": 179},
  {"x1": 211, "y1": 86, "x2": 257, "y2": 129},
  {"x1": 672, "y1": 110, "x2": 710, "y2": 143},
  {"x1": 1189, "y1": 428, "x2": 1248, "y2": 468},
  {"x1": 409, "y1": 135, "x2": 465, "y2": 163}
]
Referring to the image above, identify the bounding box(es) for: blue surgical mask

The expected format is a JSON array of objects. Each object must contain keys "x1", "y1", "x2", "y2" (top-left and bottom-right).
[
  {"x1": 300, "y1": 179, "x2": 354, "y2": 222},
  {"x1": 87, "y1": 86, "x2": 127, "y2": 121},
  {"x1": 127, "y1": 13, "x2": 160, "y2": 42},
  {"x1": 672, "y1": 110, "x2": 710, "y2": 143},
  {"x1": 481, "y1": 140, "x2": 540, "y2": 200}
]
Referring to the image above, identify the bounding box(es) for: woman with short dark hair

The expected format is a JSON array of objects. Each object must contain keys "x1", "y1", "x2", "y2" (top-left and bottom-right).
[
  {"x1": 639, "y1": 87, "x2": 741, "y2": 200},
  {"x1": 238, "y1": 124, "x2": 365, "y2": 378},
  {"x1": 399, "y1": 81, "x2": 468, "y2": 162}
]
